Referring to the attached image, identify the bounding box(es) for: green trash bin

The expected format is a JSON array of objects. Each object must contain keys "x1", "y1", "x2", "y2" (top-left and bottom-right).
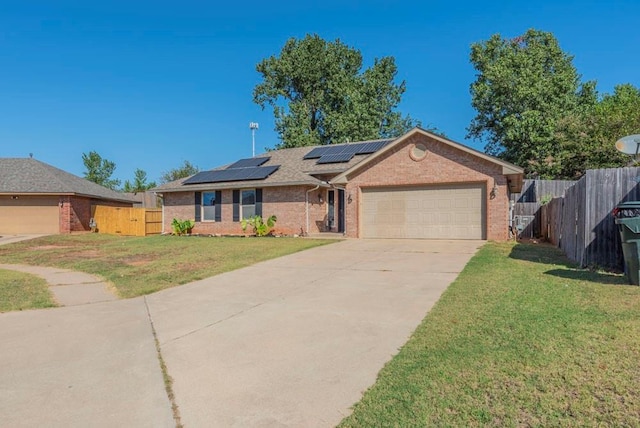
[{"x1": 614, "y1": 201, "x2": 640, "y2": 285}]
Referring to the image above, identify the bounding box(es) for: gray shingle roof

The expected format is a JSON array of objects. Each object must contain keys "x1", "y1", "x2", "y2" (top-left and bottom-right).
[
  {"x1": 0, "y1": 158, "x2": 137, "y2": 203},
  {"x1": 154, "y1": 138, "x2": 393, "y2": 192}
]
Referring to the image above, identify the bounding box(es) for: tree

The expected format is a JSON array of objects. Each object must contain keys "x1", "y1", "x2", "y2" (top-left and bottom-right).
[
  {"x1": 122, "y1": 169, "x2": 157, "y2": 193},
  {"x1": 160, "y1": 160, "x2": 200, "y2": 183},
  {"x1": 82, "y1": 151, "x2": 121, "y2": 190},
  {"x1": 253, "y1": 34, "x2": 420, "y2": 148},
  {"x1": 467, "y1": 29, "x2": 587, "y2": 178},
  {"x1": 556, "y1": 83, "x2": 640, "y2": 178}
]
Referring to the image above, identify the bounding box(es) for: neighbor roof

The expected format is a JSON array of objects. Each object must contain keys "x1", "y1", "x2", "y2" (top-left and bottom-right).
[{"x1": 0, "y1": 158, "x2": 137, "y2": 203}]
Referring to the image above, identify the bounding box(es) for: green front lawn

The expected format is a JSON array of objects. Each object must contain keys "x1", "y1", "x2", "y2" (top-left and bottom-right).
[
  {"x1": 340, "y1": 242, "x2": 640, "y2": 427},
  {"x1": 0, "y1": 234, "x2": 335, "y2": 298},
  {"x1": 0, "y1": 269, "x2": 57, "y2": 312}
]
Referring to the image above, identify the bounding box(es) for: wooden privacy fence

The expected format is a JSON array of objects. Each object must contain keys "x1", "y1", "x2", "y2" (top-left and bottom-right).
[
  {"x1": 511, "y1": 179, "x2": 577, "y2": 238},
  {"x1": 534, "y1": 168, "x2": 640, "y2": 271},
  {"x1": 91, "y1": 205, "x2": 162, "y2": 236}
]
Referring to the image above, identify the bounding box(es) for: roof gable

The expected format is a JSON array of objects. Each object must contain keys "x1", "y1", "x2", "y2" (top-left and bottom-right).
[{"x1": 330, "y1": 128, "x2": 524, "y2": 185}]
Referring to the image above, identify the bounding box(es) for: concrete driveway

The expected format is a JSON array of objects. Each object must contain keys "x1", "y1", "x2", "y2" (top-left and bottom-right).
[{"x1": 0, "y1": 239, "x2": 482, "y2": 427}]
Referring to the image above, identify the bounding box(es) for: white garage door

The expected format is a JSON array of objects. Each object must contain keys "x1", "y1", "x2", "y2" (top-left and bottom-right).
[
  {"x1": 0, "y1": 196, "x2": 60, "y2": 234},
  {"x1": 362, "y1": 184, "x2": 485, "y2": 239}
]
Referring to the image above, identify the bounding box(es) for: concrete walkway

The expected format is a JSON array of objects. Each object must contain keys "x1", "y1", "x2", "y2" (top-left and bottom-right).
[
  {"x1": 0, "y1": 234, "x2": 49, "y2": 246},
  {"x1": 0, "y1": 239, "x2": 483, "y2": 427},
  {"x1": 0, "y1": 264, "x2": 117, "y2": 306}
]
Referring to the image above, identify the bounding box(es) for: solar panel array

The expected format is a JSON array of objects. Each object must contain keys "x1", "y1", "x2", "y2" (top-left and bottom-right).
[
  {"x1": 227, "y1": 157, "x2": 270, "y2": 169},
  {"x1": 303, "y1": 139, "x2": 393, "y2": 163},
  {"x1": 183, "y1": 165, "x2": 279, "y2": 185},
  {"x1": 315, "y1": 153, "x2": 355, "y2": 164}
]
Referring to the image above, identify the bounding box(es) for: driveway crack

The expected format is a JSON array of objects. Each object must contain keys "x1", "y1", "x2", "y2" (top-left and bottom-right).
[
  {"x1": 163, "y1": 301, "x2": 268, "y2": 345},
  {"x1": 144, "y1": 296, "x2": 183, "y2": 428}
]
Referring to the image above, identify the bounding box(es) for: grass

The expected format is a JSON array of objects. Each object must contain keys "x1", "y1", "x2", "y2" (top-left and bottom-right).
[
  {"x1": 340, "y1": 241, "x2": 640, "y2": 427},
  {"x1": 0, "y1": 234, "x2": 336, "y2": 298},
  {"x1": 0, "y1": 269, "x2": 57, "y2": 312}
]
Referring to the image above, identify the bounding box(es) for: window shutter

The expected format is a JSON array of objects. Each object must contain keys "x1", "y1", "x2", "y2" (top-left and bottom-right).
[
  {"x1": 255, "y1": 188, "x2": 263, "y2": 217},
  {"x1": 194, "y1": 192, "x2": 201, "y2": 222},
  {"x1": 215, "y1": 190, "x2": 222, "y2": 222},
  {"x1": 232, "y1": 190, "x2": 240, "y2": 222}
]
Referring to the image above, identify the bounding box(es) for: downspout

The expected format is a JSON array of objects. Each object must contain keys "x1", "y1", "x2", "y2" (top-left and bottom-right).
[{"x1": 305, "y1": 184, "x2": 321, "y2": 236}]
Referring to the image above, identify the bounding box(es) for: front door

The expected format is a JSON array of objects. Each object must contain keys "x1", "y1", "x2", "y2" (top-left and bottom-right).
[
  {"x1": 338, "y1": 189, "x2": 345, "y2": 233},
  {"x1": 327, "y1": 190, "x2": 335, "y2": 230}
]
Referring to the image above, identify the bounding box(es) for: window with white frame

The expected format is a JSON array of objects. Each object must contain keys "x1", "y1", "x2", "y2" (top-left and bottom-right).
[
  {"x1": 241, "y1": 189, "x2": 256, "y2": 219},
  {"x1": 202, "y1": 192, "x2": 217, "y2": 221}
]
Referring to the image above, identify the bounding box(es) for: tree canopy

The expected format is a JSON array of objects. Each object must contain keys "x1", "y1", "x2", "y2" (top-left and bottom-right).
[
  {"x1": 468, "y1": 29, "x2": 640, "y2": 179},
  {"x1": 82, "y1": 151, "x2": 121, "y2": 190},
  {"x1": 253, "y1": 34, "x2": 419, "y2": 148},
  {"x1": 160, "y1": 160, "x2": 199, "y2": 183},
  {"x1": 468, "y1": 29, "x2": 586, "y2": 178},
  {"x1": 122, "y1": 168, "x2": 156, "y2": 193}
]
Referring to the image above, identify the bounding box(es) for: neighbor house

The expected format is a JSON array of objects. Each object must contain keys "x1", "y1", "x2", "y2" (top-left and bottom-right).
[
  {"x1": 154, "y1": 128, "x2": 524, "y2": 240},
  {"x1": 0, "y1": 158, "x2": 136, "y2": 234}
]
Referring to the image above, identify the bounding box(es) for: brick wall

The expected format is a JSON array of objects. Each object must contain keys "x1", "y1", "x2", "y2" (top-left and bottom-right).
[
  {"x1": 344, "y1": 133, "x2": 510, "y2": 240},
  {"x1": 163, "y1": 186, "x2": 328, "y2": 236},
  {"x1": 59, "y1": 196, "x2": 71, "y2": 233},
  {"x1": 69, "y1": 197, "x2": 91, "y2": 231}
]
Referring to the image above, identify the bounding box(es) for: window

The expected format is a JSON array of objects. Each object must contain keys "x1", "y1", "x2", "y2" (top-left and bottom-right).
[
  {"x1": 241, "y1": 189, "x2": 256, "y2": 219},
  {"x1": 232, "y1": 188, "x2": 261, "y2": 222},
  {"x1": 202, "y1": 192, "x2": 216, "y2": 221}
]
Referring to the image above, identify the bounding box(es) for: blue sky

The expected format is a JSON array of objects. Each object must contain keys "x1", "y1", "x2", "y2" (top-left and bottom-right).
[{"x1": 1, "y1": 1, "x2": 639, "y2": 185}]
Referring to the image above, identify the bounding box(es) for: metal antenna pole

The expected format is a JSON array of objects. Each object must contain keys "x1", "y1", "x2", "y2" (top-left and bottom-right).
[{"x1": 249, "y1": 122, "x2": 259, "y2": 157}]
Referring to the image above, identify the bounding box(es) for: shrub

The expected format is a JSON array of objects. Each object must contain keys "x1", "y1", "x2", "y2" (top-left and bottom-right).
[
  {"x1": 241, "y1": 215, "x2": 277, "y2": 237},
  {"x1": 171, "y1": 218, "x2": 195, "y2": 236}
]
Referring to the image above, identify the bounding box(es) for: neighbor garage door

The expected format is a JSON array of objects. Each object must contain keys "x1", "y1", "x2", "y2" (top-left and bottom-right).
[
  {"x1": 361, "y1": 184, "x2": 485, "y2": 239},
  {"x1": 0, "y1": 196, "x2": 60, "y2": 234}
]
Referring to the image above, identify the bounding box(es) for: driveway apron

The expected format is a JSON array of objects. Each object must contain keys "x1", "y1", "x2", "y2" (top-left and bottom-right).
[
  {"x1": 0, "y1": 239, "x2": 482, "y2": 427},
  {"x1": 145, "y1": 239, "x2": 483, "y2": 427}
]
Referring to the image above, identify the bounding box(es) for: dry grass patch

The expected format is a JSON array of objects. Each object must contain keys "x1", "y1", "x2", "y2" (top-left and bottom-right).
[{"x1": 0, "y1": 234, "x2": 336, "y2": 298}]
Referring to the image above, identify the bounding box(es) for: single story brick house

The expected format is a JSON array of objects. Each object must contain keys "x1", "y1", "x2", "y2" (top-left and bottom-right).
[
  {"x1": 0, "y1": 158, "x2": 136, "y2": 234},
  {"x1": 154, "y1": 128, "x2": 524, "y2": 240}
]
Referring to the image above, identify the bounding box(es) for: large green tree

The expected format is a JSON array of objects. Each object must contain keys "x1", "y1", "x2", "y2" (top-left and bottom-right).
[
  {"x1": 82, "y1": 151, "x2": 121, "y2": 190},
  {"x1": 122, "y1": 168, "x2": 157, "y2": 192},
  {"x1": 253, "y1": 34, "x2": 419, "y2": 148},
  {"x1": 468, "y1": 29, "x2": 587, "y2": 178},
  {"x1": 556, "y1": 83, "x2": 640, "y2": 178},
  {"x1": 160, "y1": 160, "x2": 199, "y2": 183}
]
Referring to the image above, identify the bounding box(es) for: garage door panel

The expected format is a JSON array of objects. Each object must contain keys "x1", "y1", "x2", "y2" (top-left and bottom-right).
[
  {"x1": 0, "y1": 196, "x2": 59, "y2": 234},
  {"x1": 362, "y1": 185, "x2": 485, "y2": 240}
]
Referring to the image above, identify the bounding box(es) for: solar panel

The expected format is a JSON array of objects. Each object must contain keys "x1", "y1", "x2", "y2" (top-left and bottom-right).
[
  {"x1": 304, "y1": 140, "x2": 393, "y2": 160},
  {"x1": 316, "y1": 153, "x2": 355, "y2": 164},
  {"x1": 246, "y1": 165, "x2": 279, "y2": 179},
  {"x1": 303, "y1": 147, "x2": 331, "y2": 159},
  {"x1": 356, "y1": 139, "x2": 393, "y2": 154},
  {"x1": 183, "y1": 165, "x2": 280, "y2": 184},
  {"x1": 227, "y1": 157, "x2": 270, "y2": 169},
  {"x1": 322, "y1": 145, "x2": 347, "y2": 156}
]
